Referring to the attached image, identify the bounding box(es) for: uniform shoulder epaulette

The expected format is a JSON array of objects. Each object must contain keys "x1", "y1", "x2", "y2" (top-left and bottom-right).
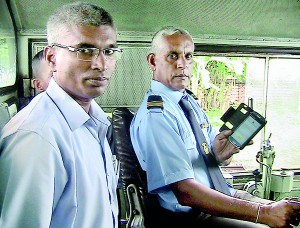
[
  {"x1": 147, "y1": 95, "x2": 164, "y2": 109},
  {"x1": 185, "y1": 89, "x2": 198, "y2": 100}
]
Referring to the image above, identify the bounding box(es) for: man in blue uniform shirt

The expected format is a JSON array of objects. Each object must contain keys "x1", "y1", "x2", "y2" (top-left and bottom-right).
[
  {"x1": 130, "y1": 26, "x2": 300, "y2": 227},
  {"x1": 0, "y1": 2, "x2": 122, "y2": 227}
]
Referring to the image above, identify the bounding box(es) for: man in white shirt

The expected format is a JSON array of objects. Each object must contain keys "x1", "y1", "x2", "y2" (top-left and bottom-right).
[{"x1": 0, "y1": 2, "x2": 122, "y2": 227}]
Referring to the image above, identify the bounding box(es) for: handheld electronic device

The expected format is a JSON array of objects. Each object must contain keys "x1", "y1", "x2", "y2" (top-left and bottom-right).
[
  {"x1": 219, "y1": 103, "x2": 267, "y2": 150},
  {"x1": 228, "y1": 112, "x2": 266, "y2": 149}
]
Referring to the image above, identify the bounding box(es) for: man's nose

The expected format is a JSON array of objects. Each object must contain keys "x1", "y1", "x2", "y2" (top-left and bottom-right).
[
  {"x1": 177, "y1": 57, "x2": 188, "y2": 69},
  {"x1": 91, "y1": 51, "x2": 107, "y2": 71}
]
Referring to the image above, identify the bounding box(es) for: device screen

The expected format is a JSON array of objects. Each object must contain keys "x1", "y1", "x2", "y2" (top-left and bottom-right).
[{"x1": 229, "y1": 114, "x2": 262, "y2": 148}]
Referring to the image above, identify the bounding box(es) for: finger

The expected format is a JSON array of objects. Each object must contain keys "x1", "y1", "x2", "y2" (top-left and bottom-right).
[
  {"x1": 218, "y1": 130, "x2": 232, "y2": 140},
  {"x1": 288, "y1": 201, "x2": 300, "y2": 210},
  {"x1": 288, "y1": 197, "x2": 300, "y2": 202},
  {"x1": 234, "y1": 148, "x2": 240, "y2": 154},
  {"x1": 228, "y1": 139, "x2": 240, "y2": 150},
  {"x1": 231, "y1": 141, "x2": 240, "y2": 153}
]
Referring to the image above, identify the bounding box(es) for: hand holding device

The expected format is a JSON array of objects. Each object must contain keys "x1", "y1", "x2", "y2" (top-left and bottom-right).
[{"x1": 220, "y1": 103, "x2": 267, "y2": 150}]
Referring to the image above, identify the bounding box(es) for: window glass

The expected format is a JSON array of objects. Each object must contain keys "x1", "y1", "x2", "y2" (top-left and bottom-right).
[
  {"x1": 233, "y1": 58, "x2": 265, "y2": 170},
  {"x1": 266, "y1": 58, "x2": 300, "y2": 169},
  {"x1": 0, "y1": 1, "x2": 17, "y2": 88},
  {"x1": 193, "y1": 55, "x2": 300, "y2": 171}
]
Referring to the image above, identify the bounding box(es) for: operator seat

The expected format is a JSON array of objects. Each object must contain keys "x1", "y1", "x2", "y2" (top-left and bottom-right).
[{"x1": 112, "y1": 107, "x2": 160, "y2": 228}]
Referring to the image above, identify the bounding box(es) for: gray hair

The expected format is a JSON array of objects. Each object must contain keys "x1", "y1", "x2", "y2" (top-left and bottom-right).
[
  {"x1": 151, "y1": 26, "x2": 194, "y2": 53},
  {"x1": 31, "y1": 50, "x2": 44, "y2": 79},
  {"x1": 47, "y1": 2, "x2": 115, "y2": 44}
]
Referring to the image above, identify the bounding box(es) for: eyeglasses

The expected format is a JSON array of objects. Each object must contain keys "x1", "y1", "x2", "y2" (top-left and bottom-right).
[{"x1": 50, "y1": 43, "x2": 123, "y2": 62}]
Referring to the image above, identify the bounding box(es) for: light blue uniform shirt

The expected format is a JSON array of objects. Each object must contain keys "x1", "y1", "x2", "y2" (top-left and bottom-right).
[
  {"x1": 130, "y1": 80, "x2": 232, "y2": 212},
  {"x1": 0, "y1": 79, "x2": 118, "y2": 228}
]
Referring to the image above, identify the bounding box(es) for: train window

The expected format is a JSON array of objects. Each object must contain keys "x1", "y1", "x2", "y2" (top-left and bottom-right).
[
  {"x1": 265, "y1": 58, "x2": 300, "y2": 169},
  {"x1": 192, "y1": 55, "x2": 300, "y2": 171},
  {"x1": 0, "y1": 1, "x2": 17, "y2": 88}
]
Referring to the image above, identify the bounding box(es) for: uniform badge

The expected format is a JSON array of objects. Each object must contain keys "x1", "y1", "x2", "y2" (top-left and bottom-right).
[
  {"x1": 201, "y1": 142, "x2": 210, "y2": 155},
  {"x1": 201, "y1": 120, "x2": 209, "y2": 129}
]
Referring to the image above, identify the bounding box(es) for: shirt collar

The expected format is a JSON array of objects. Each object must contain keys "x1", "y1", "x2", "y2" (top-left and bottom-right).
[
  {"x1": 88, "y1": 100, "x2": 111, "y2": 126},
  {"x1": 46, "y1": 78, "x2": 110, "y2": 131},
  {"x1": 151, "y1": 80, "x2": 185, "y2": 104}
]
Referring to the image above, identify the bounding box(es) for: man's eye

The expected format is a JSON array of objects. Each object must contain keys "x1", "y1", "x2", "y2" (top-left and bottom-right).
[
  {"x1": 186, "y1": 53, "x2": 193, "y2": 60},
  {"x1": 168, "y1": 53, "x2": 178, "y2": 59},
  {"x1": 79, "y1": 48, "x2": 94, "y2": 55},
  {"x1": 103, "y1": 49, "x2": 115, "y2": 56}
]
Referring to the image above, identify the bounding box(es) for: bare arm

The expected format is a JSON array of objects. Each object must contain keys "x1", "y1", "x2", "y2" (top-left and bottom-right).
[
  {"x1": 172, "y1": 179, "x2": 259, "y2": 221},
  {"x1": 171, "y1": 179, "x2": 300, "y2": 227}
]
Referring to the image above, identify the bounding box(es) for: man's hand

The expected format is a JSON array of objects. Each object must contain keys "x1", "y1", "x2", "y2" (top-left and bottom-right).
[
  {"x1": 261, "y1": 199, "x2": 300, "y2": 227},
  {"x1": 213, "y1": 130, "x2": 240, "y2": 165}
]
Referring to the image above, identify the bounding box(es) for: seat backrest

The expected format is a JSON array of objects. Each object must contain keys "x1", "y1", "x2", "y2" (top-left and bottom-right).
[{"x1": 112, "y1": 107, "x2": 160, "y2": 228}]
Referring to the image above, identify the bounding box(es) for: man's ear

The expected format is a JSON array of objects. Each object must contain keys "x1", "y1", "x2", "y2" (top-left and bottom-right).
[
  {"x1": 147, "y1": 53, "x2": 156, "y2": 71},
  {"x1": 44, "y1": 46, "x2": 56, "y2": 72},
  {"x1": 32, "y1": 79, "x2": 44, "y2": 92}
]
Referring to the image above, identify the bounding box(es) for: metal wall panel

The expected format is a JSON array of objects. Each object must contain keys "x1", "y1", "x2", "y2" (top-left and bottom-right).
[
  {"x1": 9, "y1": 0, "x2": 300, "y2": 42},
  {"x1": 95, "y1": 46, "x2": 152, "y2": 112}
]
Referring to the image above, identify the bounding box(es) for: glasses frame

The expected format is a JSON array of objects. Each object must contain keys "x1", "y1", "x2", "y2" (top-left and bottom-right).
[{"x1": 50, "y1": 43, "x2": 123, "y2": 62}]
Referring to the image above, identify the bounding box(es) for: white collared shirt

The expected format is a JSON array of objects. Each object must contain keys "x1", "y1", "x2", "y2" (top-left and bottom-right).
[{"x1": 0, "y1": 79, "x2": 118, "y2": 228}]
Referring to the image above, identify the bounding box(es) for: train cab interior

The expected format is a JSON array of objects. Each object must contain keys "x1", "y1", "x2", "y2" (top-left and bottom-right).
[{"x1": 1, "y1": 0, "x2": 300, "y2": 227}]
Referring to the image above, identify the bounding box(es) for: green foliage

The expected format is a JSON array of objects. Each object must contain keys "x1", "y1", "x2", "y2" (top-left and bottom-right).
[
  {"x1": 205, "y1": 108, "x2": 224, "y2": 127},
  {"x1": 191, "y1": 56, "x2": 249, "y2": 113}
]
